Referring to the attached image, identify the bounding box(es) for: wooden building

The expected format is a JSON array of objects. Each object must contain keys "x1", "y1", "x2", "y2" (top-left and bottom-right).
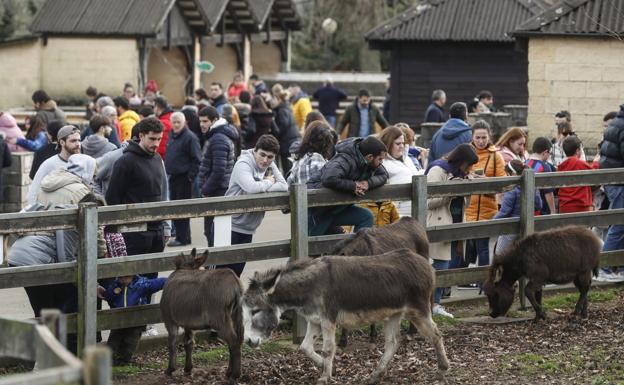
[{"x1": 366, "y1": 0, "x2": 549, "y2": 128}]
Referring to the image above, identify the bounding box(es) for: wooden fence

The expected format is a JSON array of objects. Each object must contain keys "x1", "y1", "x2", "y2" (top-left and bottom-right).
[
  {"x1": 0, "y1": 309, "x2": 110, "y2": 385},
  {"x1": 1, "y1": 168, "x2": 624, "y2": 355}
]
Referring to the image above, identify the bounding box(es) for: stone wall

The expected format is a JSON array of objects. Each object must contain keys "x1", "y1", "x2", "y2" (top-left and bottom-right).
[
  {"x1": 526, "y1": 36, "x2": 624, "y2": 148},
  {"x1": 1, "y1": 152, "x2": 33, "y2": 213},
  {"x1": 0, "y1": 38, "x2": 42, "y2": 110}
]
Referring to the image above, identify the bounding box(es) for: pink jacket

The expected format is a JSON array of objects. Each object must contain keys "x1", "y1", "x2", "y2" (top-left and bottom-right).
[{"x1": 0, "y1": 113, "x2": 26, "y2": 152}]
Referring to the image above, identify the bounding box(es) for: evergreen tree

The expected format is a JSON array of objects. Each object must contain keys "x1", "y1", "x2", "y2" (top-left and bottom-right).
[{"x1": 0, "y1": 0, "x2": 16, "y2": 40}]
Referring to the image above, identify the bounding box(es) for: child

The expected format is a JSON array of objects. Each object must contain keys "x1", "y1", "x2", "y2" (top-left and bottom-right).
[
  {"x1": 359, "y1": 201, "x2": 400, "y2": 228},
  {"x1": 494, "y1": 160, "x2": 542, "y2": 255},
  {"x1": 525, "y1": 137, "x2": 556, "y2": 214},
  {"x1": 557, "y1": 136, "x2": 597, "y2": 214},
  {"x1": 98, "y1": 275, "x2": 167, "y2": 365}
]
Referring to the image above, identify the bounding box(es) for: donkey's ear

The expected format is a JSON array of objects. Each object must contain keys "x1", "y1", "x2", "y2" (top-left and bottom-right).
[
  {"x1": 190, "y1": 248, "x2": 197, "y2": 258},
  {"x1": 262, "y1": 270, "x2": 281, "y2": 292},
  {"x1": 494, "y1": 265, "x2": 504, "y2": 283},
  {"x1": 193, "y1": 249, "x2": 208, "y2": 269},
  {"x1": 174, "y1": 253, "x2": 186, "y2": 270}
]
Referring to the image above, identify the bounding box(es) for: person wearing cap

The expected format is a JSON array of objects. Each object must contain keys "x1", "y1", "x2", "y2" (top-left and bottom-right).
[
  {"x1": 29, "y1": 120, "x2": 63, "y2": 180},
  {"x1": 27, "y1": 125, "x2": 82, "y2": 206}
]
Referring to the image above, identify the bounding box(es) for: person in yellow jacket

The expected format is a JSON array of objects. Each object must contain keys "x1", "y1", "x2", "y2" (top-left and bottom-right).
[
  {"x1": 114, "y1": 96, "x2": 140, "y2": 141},
  {"x1": 289, "y1": 85, "x2": 312, "y2": 133},
  {"x1": 464, "y1": 120, "x2": 505, "y2": 268},
  {"x1": 359, "y1": 201, "x2": 399, "y2": 228}
]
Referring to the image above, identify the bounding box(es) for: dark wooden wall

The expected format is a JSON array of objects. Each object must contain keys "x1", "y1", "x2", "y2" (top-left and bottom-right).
[{"x1": 389, "y1": 41, "x2": 528, "y2": 130}]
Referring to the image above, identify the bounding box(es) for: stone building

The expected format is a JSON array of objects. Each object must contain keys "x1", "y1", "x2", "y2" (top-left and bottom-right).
[
  {"x1": 512, "y1": 0, "x2": 624, "y2": 146},
  {"x1": 0, "y1": 0, "x2": 299, "y2": 109}
]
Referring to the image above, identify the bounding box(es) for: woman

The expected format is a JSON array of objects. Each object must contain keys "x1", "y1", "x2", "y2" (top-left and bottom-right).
[
  {"x1": 495, "y1": 127, "x2": 528, "y2": 164},
  {"x1": 287, "y1": 120, "x2": 335, "y2": 189},
  {"x1": 194, "y1": 88, "x2": 211, "y2": 111},
  {"x1": 271, "y1": 83, "x2": 301, "y2": 174},
  {"x1": 0, "y1": 112, "x2": 26, "y2": 152},
  {"x1": 245, "y1": 95, "x2": 278, "y2": 149},
  {"x1": 494, "y1": 160, "x2": 542, "y2": 255},
  {"x1": 378, "y1": 125, "x2": 423, "y2": 217},
  {"x1": 464, "y1": 120, "x2": 506, "y2": 268},
  {"x1": 17, "y1": 116, "x2": 48, "y2": 152},
  {"x1": 227, "y1": 72, "x2": 247, "y2": 99},
  {"x1": 551, "y1": 121, "x2": 586, "y2": 168},
  {"x1": 426, "y1": 143, "x2": 479, "y2": 318}
]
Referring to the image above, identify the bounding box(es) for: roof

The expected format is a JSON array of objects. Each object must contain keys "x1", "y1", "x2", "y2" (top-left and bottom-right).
[
  {"x1": 366, "y1": 0, "x2": 549, "y2": 44},
  {"x1": 248, "y1": 0, "x2": 274, "y2": 27},
  {"x1": 513, "y1": 0, "x2": 624, "y2": 37},
  {"x1": 31, "y1": 0, "x2": 177, "y2": 36}
]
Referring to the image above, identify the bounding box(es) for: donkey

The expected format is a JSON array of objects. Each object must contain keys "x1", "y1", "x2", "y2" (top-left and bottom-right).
[
  {"x1": 330, "y1": 216, "x2": 430, "y2": 347},
  {"x1": 160, "y1": 248, "x2": 244, "y2": 384},
  {"x1": 243, "y1": 249, "x2": 449, "y2": 385},
  {"x1": 483, "y1": 226, "x2": 601, "y2": 321}
]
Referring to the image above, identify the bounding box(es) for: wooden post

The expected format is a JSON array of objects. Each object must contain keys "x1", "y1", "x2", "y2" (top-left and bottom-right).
[
  {"x1": 289, "y1": 184, "x2": 308, "y2": 344},
  {"x1": 41, "y1": 308, "x2": 66, "y2": 348},
  {"x1": 83, "y1": 345, "x2": 112, "y2": 385},
  {"x1": 518, "y1": 168, "x2": 535, "y2": 309},
  {"x1": 411, "y1": 174, "x2": 428, "y2": 226},
  {"x1": 77, "y1": 203, "x2": 98, "y2": 356}
]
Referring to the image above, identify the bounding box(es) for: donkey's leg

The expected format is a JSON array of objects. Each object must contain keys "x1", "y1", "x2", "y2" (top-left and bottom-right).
[
  {"x1": 183, "y1": 329, "x2": 194, "y2": 374},
  {"x1": 164, "y1": 324, "x2": 178, "y2": 376},
  {"x1": 409, "y1": 312, "x2": 449, "y2": 371},
  {"x1": 524, "y1": 281, "x2": 546, "y2": 320},
  {"x1": 300, "y1": 321, "x2": 323, "y2": 368},
  {"x1": 573, "y1": 272, "x2": 591, "y2": 318},
  {"x1": 218, "y1": 319, "x2": 241, "y2": 383},
  {"x1": 317, "y1": 319, "x2": 337, "y2": 385},
  {"x1": 368, "y1": 314, "x2": 401, "y2": 384},
  {"x1": 369, "y1": 323, "x2": 378, "y2": 342},
  {"x1": 338, "y1": 327, "x2": 349, "y2": 348}
]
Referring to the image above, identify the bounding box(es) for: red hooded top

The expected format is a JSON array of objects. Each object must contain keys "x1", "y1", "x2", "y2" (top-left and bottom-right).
[
  {"x1": 557, "y1": 156, "x2": 597, "y2": 213},
  {"x1": 157, "y1": 110, "x2": 173, "y2": 159}
]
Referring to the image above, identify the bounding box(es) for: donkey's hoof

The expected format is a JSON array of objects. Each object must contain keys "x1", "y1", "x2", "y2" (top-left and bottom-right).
[
  {"x1": 184, "y1": 367, "x2": 193, "y2": 375},
  {"x1": 316, "y1": 377, "x2": 329, "y2": 385},
  {"x1": 367, "y1": 375, "x2": 380, "y2": 384},
  {"x1": 164, "y1": 368, "x2": 175, "y2": 376}
]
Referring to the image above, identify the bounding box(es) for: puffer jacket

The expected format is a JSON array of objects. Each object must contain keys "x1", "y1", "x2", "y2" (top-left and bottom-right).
[
  {"x1": 465, "y1": 145, "x2": 506, "y2": 221},
  {"x1": 291, "y1": 92, "x2": 312, "y2": 132},
  {"x1": 359, "y1": 201, "x2": 399, "y2": 227},
  {"x1": 199, "y1": 119, "x2": 240, "y2": 196},
  {"x1": 273, "y1": 102, "x2": 301, "y2": 156},
  {"x1": 118, "y1": 109, "x2": 140, "y2": 141},
  {"x1": 600, "y1": 104, "x2": 624, "y2": 169},
  {"x1": 0, "y1": 112, "x2": 26, "y2": 152},
  {"x1": 321, "y1": 137, "x2": 388, "y2": 193},
  {"x1": 103, "y1": 276, "x2": 167, "y2": 308}
]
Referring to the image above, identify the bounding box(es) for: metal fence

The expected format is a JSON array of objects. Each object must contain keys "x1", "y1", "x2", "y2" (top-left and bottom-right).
[{"x1": 1, "y1": 168, "x2": 624, "y2": 354}]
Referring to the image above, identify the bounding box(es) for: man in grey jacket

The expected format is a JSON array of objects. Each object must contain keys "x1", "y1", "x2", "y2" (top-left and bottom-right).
[{"x1": 223, "y1": 134, "x2": 287, "y2": 276}]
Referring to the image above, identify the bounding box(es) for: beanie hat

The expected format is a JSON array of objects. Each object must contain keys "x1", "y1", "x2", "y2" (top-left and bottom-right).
[{"x1": 145, "y1": 80, "x2": 159, "y2": 93}]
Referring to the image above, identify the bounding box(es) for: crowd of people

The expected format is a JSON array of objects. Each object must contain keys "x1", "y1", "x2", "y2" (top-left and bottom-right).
[{"x1": 1, "y1": 73, "x2": 624, "y2": 362}]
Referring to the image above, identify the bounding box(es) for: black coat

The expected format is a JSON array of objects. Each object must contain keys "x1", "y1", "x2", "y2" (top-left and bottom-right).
[
  {"x1": 321, "y1": 137, "x2": 388, "y2": 193},
  {"x1": 273, "y1": 102, "x2": 301, "y2": 155},
  {"x1": 424, "y1": 102, "x2": 445, "y2": 123},
  {"x1": 0, "y1": 137, "x2": 11, "y2": 202},
  {"x1": 30, "y1": 143, "x2": 59, "y2": 180},
  {"x1": 198, "y1": 122, "x2": 240, "y2": 197},
  {"x1": 600, "y1": 105, "x2": 624, "y2": 169},
  {"x1": 246, "y1": 110, "x2": 277, "y2": 149},
  {"x1": 164, "y1": 127, "x2": 201, "y2": 179}
]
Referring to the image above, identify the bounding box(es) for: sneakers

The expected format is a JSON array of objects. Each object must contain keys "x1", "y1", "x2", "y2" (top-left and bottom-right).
[
  {"x1": 142, "y1": 325, "x2": 159, "y2": 337},
  {"x1": 594, "y1": 270, "x2": 624, "y2": 282},
  {"x1": 457, "y1": 283, "x2": 479, "y2": 290},
  {"x1": 433, "y1": 304, "x2": 454, "y2": 318}
]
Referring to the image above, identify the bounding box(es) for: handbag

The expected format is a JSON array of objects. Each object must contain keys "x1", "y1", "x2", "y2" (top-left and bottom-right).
[{"x1": 104, "y1": 232, "x2": 127, "y2": 258}]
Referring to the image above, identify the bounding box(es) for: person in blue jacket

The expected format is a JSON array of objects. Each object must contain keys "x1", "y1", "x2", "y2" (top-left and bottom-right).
[
  {"x1": 98, "y1": 275, "x2": 167, "y2": 365},
  {"x1": 428, "y1": 102, "x2": 472, "y2": 164}
]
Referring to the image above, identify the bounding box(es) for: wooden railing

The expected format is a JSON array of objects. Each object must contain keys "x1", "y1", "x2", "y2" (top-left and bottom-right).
[
  {"x1": 0, "y1": 309, "x2": 110, "y2": 385},
  {"x1": 1, "y1": 168, "x2": 624, "y2": 352}
]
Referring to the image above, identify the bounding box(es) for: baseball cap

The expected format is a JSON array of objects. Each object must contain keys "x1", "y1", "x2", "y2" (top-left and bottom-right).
[{"x1": 57, "y1": 125, "x2": 80, "y2": 141}]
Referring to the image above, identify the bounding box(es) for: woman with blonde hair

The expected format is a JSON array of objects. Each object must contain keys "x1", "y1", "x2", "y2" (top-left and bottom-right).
[{"x1": 495, "y1": 126, "x2": 528, "y2": 164}]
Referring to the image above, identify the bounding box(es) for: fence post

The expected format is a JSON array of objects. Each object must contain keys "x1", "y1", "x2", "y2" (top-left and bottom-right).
[
  {"x1": 411, "y1": 174, "x2": 428, "y2": 226},
  {"x1": 77, "y1": 202, "x2": 98, "y2": 357},
  {"x1": 289, "y1": 184, "x2": 308, "y2": 344},
  {"x1": 518, "y1": 168, "x2": 535, "y2": 309},
  {"x1": 83, "y1": 345, "x2": 112, "y2": 385},
  {"x1": 41, "y1": 308, "x2": 66, "y2": 348}
]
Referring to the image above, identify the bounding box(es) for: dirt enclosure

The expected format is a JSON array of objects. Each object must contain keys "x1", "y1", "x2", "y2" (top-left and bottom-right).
[{"x1": 112, "y1": 288, "x2": 624, "y2": 385}]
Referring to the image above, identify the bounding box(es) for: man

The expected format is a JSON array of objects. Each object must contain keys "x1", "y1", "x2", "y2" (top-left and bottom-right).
[
  {"x1": 32, "y1": 89, "x2": 66, "y2": 126},
  {"x1": 383, "y1": 76, "x2": 391, "y2": 122},
  {"x1": 114, "y1": 96, "x2": 140, "y2": 141},
  {"x1": 423, "y1": 89, "x2": 446, "y2": 123},
  {"x1": 249, "y1": 74, "x2": 268, "y2": 95},
  {"x1": 198, "y1": 106, "x2": 240, "y2": 246},
  {"x1": 337, "y1": 89, "x2": 388, "y2": 139},
  {"x1": 164, "y1": 112, "x2": 201, "y2": 247},
  {"x1": 428, "y1": 102, "x2": 472, "y2": 164},
  {"x1": 477, "y1": 90, "x2": 496, "y2": 113},
  {"x1": 224, "y1": 134, "x2": 288, "y2": 276},
  {"x1": 81, "y1": 96, "x2": 121, "y2": 147},
  {"x1": 314, "y1": 136, "x2": 389, "y2": 236},
  {"x1": 27, "y1": 125, "x2": 81, "y2": 206},
  {"x1": 209, "y1": 82, "x2": 228, "y2": 114},
  {"x1": 312, "y1": 78, "x2": 347, "y2": 128},
  {"x1": 288, "y1": 84, "x2": 312, "y2": 132},
  {"x1": 81, "y1": 115, "x2": 116, "y2": 159},
  {"x1": 153, "y1": 96, "x2": 173, "y2": 159}
]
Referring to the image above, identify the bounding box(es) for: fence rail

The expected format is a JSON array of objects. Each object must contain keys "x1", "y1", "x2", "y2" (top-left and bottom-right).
[{"x1": 1, "y1": 168, "x2": 624, "y2": 352}]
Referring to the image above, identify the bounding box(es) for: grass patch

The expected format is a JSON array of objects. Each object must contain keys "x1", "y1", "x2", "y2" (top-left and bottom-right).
[
  {"x1": 112, "y1": 365, "x2": 146, "y2": 376},
  {"x1": 542, "y1": 288, "x2": 620, "y2": 311},
  {"x1": 432, "y1": 315, "x2": 460, "y2": 327}
]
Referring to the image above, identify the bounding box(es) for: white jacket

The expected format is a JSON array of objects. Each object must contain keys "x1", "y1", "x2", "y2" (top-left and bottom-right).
[{"x1": 383, "y1": 153, "x2": 423, "y2": 216}]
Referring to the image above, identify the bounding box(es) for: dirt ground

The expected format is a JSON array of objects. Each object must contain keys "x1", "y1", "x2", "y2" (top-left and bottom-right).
[{"x1": 113, "y1": 288, "x2": 624, "y2": 385}]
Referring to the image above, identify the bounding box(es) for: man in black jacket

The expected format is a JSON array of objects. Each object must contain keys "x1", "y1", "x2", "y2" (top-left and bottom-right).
[
  {"x1": 423, "y1": 89, "x2": 446, "y2": 123},
  {"x1": 312, "y1": 136, "x2": 389, "y2": 236},
  {"x1": 165, "y1": 112, "x2": 202, "y2": 246}
]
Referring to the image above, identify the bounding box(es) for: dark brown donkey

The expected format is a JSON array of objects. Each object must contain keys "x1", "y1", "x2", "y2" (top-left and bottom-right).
[{"x1": 160, "y1": 249, "x2": 244, "y2": 384}]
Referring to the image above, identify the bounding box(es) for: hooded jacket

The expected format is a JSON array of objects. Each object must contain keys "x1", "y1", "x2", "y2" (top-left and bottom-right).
[
  {"x1": 104, "y1": 276, "x2": 167, "y2": 308},
  {"x1": 157, "y1": 108, "x2": 173, "y2": 159},
  {"x1": 600, "y1": 104, "x2": 624, "y2": 169},
  {"x1": 164, "y1": 127, "x2": 201, "y2": 178},
  {"x1": 199, "y1": 118, "x2": 240, "y2": 196},
  {"x1": 81, "y1": 134, "x2": 117, "y2": 159},
  {"x1": 321, "y1": 137, "x2": 389, "y2": 193},
  {"x1": 557, "y1": 156, "x2": 595, "y2": 212},
  {"x1": 225, "y1": 149, "x2": 288, "y2": 234},
  {"x1": 0, "y1": 112, "x2": 26, "y2": 152},
  {"x1": 37, "y1": 154, "x2": 96, "y2": 206},
  {"x1": 427, "y1": 118, "x2": 472, "y2": 163},
  {"x1": 118, "y1": 109, "x2": 140, "y2": 141}
]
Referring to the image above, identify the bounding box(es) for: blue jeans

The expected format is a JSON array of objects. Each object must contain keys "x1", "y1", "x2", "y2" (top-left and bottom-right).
[
  {"x1": 308, "y1": 205, "x2": 373, "y2": 236},
  {"x1": 432, "y1": 259, "x2": 450, "y2": 304},
  {"x1": 602, "y1": 185, "x2": 624, "y2": 272},
  {"x1": 476, "y1": 237, "x2": 490, "y2": 266},
  {"x1": 326, "y1": 115, "x2": 336, "y2": 128}
]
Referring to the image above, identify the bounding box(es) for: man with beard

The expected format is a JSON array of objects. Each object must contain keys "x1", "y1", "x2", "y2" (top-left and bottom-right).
[
  {"x1": 27, "y1": 125, "x2": 81, "y2": 206},
  {"x1": 81, "y1": 115, "x2": 117, "y2": 158}
]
